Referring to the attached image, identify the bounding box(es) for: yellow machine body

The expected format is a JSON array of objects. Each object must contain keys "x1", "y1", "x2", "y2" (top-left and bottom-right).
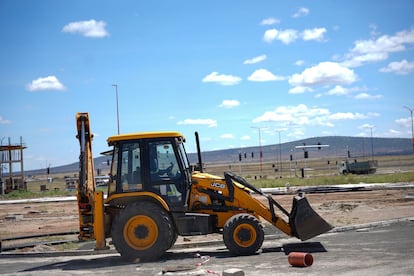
[{"x1": 75, "y1": 112, "x2": 332, "y2": 261}]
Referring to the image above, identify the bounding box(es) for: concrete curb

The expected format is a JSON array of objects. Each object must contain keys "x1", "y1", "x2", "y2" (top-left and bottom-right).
[
  {"x1": 329, "y1": 216, "x2": 414, "y2": 233},
  {"x1": 1, "y1": 217, "x2": 413, "y2": 258}
]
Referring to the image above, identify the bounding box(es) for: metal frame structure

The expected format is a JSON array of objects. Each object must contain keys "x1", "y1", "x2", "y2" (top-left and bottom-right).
[{"x1": 0, "y1": 137, "x2": 27, "y2": 195}]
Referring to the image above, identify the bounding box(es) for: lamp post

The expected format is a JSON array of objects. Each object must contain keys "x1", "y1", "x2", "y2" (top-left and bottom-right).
[
  {"x1": 369, "y1": 126, "x2": 374, "y2": 161},
  {"x1": 275, "y1": 130, "x2": 283, "y2": 177},
  {"x1": 1, "y1": 137, "x2": 4, "y2": 195},
  {"x1": 404, "y1": 106, "x2": 414, "y2": 154},
  {"x1": 251, "y1": 126, "x2": 267, "y2": 176},
  {"x1": 112, "y1": 84, "x2": 120, "y2": 135}
]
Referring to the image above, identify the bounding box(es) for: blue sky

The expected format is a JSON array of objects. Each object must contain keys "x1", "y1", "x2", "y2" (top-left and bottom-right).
[{"x1": 1, "y1": 1, "x2": 414, "y2": 171}]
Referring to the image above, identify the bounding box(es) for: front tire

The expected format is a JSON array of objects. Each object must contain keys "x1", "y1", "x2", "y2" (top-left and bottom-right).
[
  {"x1": 223, "y1": 214, "x2": 264, "y2": 256},
  {"x1": 111, "y1": 202, "x2": 174, "y2": 262}
]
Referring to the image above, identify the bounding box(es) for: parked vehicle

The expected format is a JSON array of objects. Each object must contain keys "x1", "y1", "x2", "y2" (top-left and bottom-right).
[{"x1": 339, "y1": 160, "x2": 378, "y2": 174}]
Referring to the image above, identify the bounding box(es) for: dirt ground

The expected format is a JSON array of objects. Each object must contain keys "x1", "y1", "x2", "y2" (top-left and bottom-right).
[{"x1": 0, "y1": 188, "x2": 413, "y2": 249}]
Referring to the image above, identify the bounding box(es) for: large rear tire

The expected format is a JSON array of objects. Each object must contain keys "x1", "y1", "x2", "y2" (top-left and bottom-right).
[
  {"x1": 223, "y1": 214, "x2": 264, "y2": 256},
  {"x1": 111, "y1": 201, "x2": 174, "y2": 262}
]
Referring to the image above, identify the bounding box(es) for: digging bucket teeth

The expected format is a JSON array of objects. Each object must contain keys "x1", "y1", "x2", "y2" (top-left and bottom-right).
[{"x1": 289, "y1": 195, "x2": 333, "y2": 241}]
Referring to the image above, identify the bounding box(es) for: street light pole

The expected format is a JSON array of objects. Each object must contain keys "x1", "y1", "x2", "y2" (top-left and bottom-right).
[
  {"x1": 404, "y1": 106, "x2": 414, "y2": 154},
  {"x1": 251, "y1": 126, "x2": 267, "y2": 176},
  {"x1": 112, "y1": 84, "x2": 120, "y2": 135},
  {"x1": 369, "y1": 126, "x2": 374, "y2": 161},
  {"x1": 275, "y1": 130, "x2": 283, "y2": 177},
  {"x1": 0, "y1": 137, "x2": 4, "y2": 195}
]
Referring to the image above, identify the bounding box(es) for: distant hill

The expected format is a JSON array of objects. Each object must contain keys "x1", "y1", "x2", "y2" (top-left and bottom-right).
[
  {"x1": 197, "y1": 136, "x2": 413, "y2": 164},
  {"x1": 25, "y1": 136, "x2": 412, "y2": 176}
]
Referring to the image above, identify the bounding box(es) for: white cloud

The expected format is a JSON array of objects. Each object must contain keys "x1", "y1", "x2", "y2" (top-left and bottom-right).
[
  {"x1": 295, "y1": 60, "x2": 305, "y2": 66},
  {"x1": 329, "y1": 112, "x2": 367, "y2": 120},
  {"x1": 326, "y1": 86, "x2": 373, "y2": 97},
  {"x1": 289, "y1": 86, "x2": 313, "y2": 94},
  {"x1": 343, "y1": 28, "x2": 414, "y2": 67},
  {"x1": 263, "y1": 28, "x2": 299, "y2": 44},
  {"x1": 0, "y1": 116, "x2": 11, "y2": 124},
  {"x1": 220, "y1": 134, "x2": 234, "y2": 139},
  {"x1": 260, "y1": 17, "x2": 280, "y2": 25},
  {"x1": 177, "y1": 118, "x2": 217, "y2": 128},
  {"x1": 263, "y1": 29, "x2": 278, "y2": 43},
  {"x1": 202, "y1": 72, "x2": 241, "y2": 86},
  {"x1": 342, "y1": 52, "x2": 389, "y2": 67},
  {"x1": 26, "y1": 76, "x2": 66, "y2": 92},
  {"x1": 369, "y1": 23, "x2": 380, "y2": 38},
  {"x1": 240, "y1": 135, "x2": 251, "y2": 141},
  {"x1": 302, "y1": 28, "x2": 327, "y2": 42},
  {"x1": 252, "y1": 104, "x2": 330, "y2": 127},
  {"x1": 327, "y1": 85, "x2": 350, "y2": 96},
  {"x1": 264, "y1": 27, "x2": 327, "y2": 44},
  {"x1": 396, "y1": 117, "x2": 411, "y2": 128},
  {"x1": 368, "y1": 112, "x2": 380, "y2": 117},
  {"x1": 219, "y1": 100, "x2": 240, "y2": 109},
  {"x1": 293, "y1": 7, "x2": 309, "y2": 18},
  {"x1": 62, "y1": 19, "x2": 109, "y2": 38},
  {"x1": 247, "y1": 69, "x2": 284, "y2": 82},
  {"x1": 354, "y1": 93, "x2": 383, "y2": 100},
  {"x1": 243, "y1": 54, "x2": 267, "y2": 64},
  {"x1": 252, "y1": 104, "x2": 377, "y2": 128},
  {"x1": 380, "y1": 59, "x2": 414, "y2": 75},
  {"x1": 386, "y1": 129, "x2": 402, "y2": 137},
  {"x1": 289, "y1": 129, "x2": 305, "y2": 138},
  {"x1": 289, "y1": 62, "x2": 357, "y2": 87}
]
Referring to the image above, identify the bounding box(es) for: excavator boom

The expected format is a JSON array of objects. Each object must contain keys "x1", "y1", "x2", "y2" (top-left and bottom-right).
[
  {"x1": 76, "y1": 112, "x2": 95, "y2": 240},
  {"x1": 75, "y1": 113, "x2": 106, "y2": 249}
]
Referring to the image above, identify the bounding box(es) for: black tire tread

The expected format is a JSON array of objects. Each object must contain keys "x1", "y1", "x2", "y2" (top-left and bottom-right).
[
  {"x1": 223, "y1": 213, "x2": 264, "y2": 256},
  {"x1": 111, "y1": 201, "x2": 174, "y2": 262}
]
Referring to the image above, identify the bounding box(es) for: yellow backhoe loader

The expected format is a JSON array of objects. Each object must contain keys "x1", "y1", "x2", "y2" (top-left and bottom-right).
[{"x1": 76, "y1": 112, "x2": 332, "y2": 261}]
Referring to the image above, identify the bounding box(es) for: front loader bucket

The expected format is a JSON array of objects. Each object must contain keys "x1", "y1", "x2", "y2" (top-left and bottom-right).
[{"x1": 289, "y1": 196, "x2": 333, "y2": 241}]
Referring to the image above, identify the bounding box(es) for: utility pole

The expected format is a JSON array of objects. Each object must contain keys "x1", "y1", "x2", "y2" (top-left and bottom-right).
[
  {"x1": 404, "y1": 106, "x2": 414, "y2": 154},
  {"x1": 112, "y1": 84, "x2": 120, "y2": 135}
]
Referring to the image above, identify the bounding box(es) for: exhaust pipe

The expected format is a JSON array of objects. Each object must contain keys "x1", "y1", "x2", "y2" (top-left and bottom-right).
[{"x1": 195, "y1": 131, "x2": 203, "y2": 173}]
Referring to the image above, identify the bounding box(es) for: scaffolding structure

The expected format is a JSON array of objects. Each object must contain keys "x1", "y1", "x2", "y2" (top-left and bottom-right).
[{"x1": 0, "y1": 137, "x2": 27, "y2": 195}]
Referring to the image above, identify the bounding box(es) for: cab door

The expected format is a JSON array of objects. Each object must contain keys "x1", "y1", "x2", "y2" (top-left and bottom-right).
[{"x1": 143, "y1": 139, "x2": 188, "y2": 210}]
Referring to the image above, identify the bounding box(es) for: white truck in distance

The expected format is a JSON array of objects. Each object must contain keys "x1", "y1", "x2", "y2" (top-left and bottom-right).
[{"x1": 339, "y1": 160, "x2": 378, "y2": 174}]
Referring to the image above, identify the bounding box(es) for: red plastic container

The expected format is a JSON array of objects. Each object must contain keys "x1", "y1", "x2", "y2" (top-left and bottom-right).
[{"x1": 288, "y1": 252, "x2": 314, "y2": 267}]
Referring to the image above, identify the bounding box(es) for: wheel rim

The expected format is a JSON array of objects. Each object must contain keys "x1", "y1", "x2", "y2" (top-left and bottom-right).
[
  {"x1": 124, "y1": 215, "x2": 158, "y2": 250},
  {"x1": 233, "y1": 223, "x2": 256, "y2": 248}
]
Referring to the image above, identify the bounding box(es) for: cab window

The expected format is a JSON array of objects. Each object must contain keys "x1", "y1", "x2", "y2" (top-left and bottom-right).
[
  {"x1": 148, "y1": 141, "x2": 183, "y2": 203},
  {"x1": 108, "y1": 147, "x2": 118, "y2": 195},
  {"x1": 119, "y1": 142, "x2": 142, "y2": 192}
]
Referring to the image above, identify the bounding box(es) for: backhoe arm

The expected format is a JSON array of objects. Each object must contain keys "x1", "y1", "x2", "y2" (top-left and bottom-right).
[
  {"x1": 75, "y1": 112, "x2": 106, "y2": 249},
  {"x1": 76, "y1": 112, "x2": 95, "y2": 239}
]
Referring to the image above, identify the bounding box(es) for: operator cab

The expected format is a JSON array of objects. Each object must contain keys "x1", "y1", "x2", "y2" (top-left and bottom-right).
[{"x1": 106, "y1": 132, "x2": 191, "y2": 210}]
